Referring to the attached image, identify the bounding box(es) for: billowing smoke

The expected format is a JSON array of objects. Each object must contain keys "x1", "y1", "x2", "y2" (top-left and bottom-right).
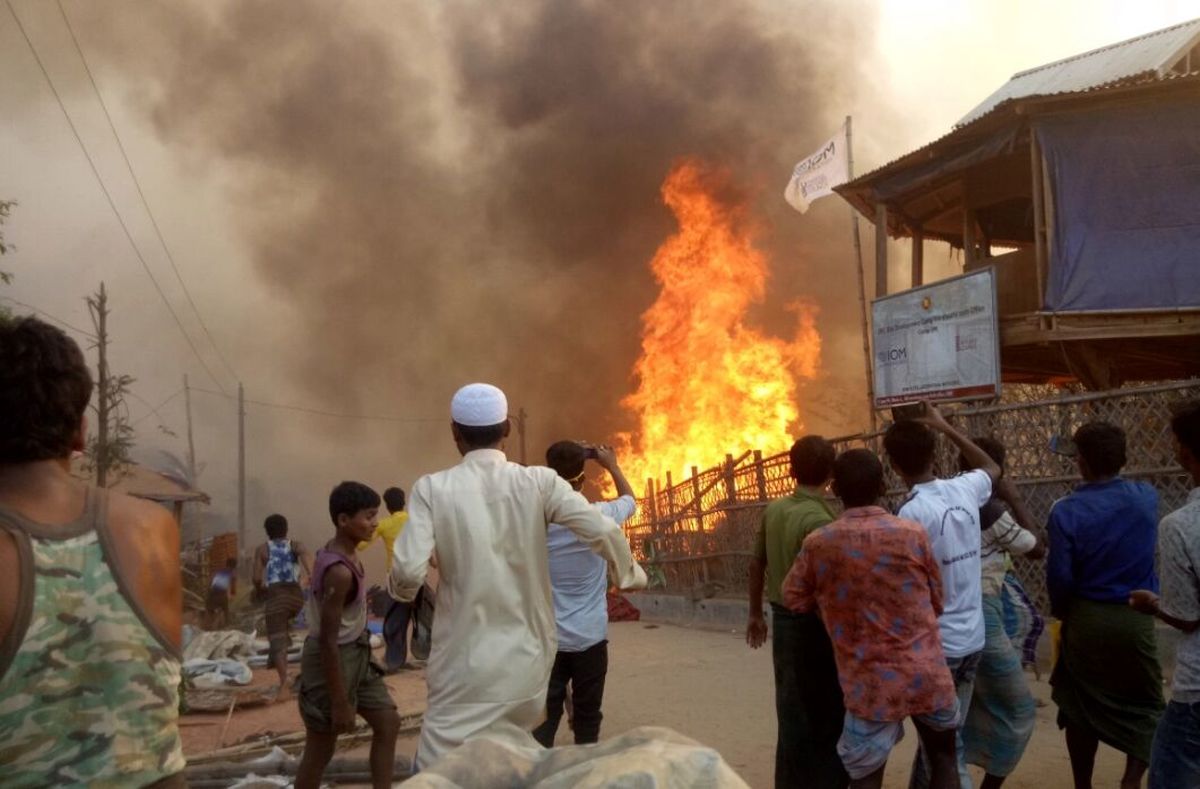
[{"x1": 69, "y1": 0, "x2": 880, "y2": 489}]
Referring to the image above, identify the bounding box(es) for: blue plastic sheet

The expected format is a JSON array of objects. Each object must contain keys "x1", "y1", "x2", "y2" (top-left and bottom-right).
[{"x1": 1035, "y1": 99, "x2": 1200, "y2": 311}]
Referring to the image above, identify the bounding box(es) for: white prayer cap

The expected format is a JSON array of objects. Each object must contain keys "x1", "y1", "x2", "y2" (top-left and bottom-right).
[{"x1": 450, "y1": 383, "x2": 509, "y2": 427}]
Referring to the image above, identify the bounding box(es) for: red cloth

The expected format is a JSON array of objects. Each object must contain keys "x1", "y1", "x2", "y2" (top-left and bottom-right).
[{"x1": 606, "y1": 591, "x2": 640, "y2": 622}]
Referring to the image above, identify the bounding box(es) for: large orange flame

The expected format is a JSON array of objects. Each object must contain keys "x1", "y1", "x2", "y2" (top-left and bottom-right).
[{"x1": 614, "y1": 160, "x2": 820, "y2": 494}]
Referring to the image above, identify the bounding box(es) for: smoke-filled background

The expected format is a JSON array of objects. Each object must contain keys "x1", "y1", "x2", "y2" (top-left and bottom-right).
[{"x1": 1, "y1": 0, "x2": 1194, "y2": 559}]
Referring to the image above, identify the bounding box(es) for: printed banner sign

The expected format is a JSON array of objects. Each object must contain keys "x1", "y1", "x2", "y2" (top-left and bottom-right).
[{"x1": 871, "y1": 268, "x2": 1001, "y2": 408}]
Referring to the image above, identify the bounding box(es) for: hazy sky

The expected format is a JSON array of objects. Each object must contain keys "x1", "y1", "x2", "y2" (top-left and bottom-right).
[{"x1": 1, "y1": 0, "x2": 1195, "y2": 557}]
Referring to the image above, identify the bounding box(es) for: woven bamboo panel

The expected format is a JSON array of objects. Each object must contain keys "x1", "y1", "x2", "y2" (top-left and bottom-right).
[{"x1": 627, "y1": 380, "x2": 1199, "y2": 610}]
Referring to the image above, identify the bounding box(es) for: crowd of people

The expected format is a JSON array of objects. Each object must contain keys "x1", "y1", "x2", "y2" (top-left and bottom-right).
[
  {"x1": 748, "y1": 400, "x2": 1200, "y2": 789},
  {"x1": 0, "y1": 318, "x2": 649, "y2": 787},
  {"x1": 2, "y1": 314, "x2": 1199, "y2": 789}
]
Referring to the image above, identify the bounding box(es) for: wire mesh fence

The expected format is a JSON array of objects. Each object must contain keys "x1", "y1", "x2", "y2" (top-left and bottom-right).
[{"x1": 626, "y1": 379, "x2": 1200, "y2": 610}]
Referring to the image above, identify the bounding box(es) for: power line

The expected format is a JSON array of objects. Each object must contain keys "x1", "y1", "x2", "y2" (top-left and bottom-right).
[
  {"x1": 0, "y1": 295, "x2": 96, "y2": 338},
  {"x1": 130, "y1": 388, "x2": 184, "y2": 427},
  {"x1": 54, "y1": 0, "x2": 240, "y2": 385},
  {"x1": 191, "y1": 385, "x2": 444, "y2": 424},
  {"x1": 5, "y1": 0, "x2": 229, "y2": 395}
]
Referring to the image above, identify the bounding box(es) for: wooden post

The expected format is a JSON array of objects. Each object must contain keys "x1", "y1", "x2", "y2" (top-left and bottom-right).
[
  {"x1": 963, "y1": 208, "x2": 977, "y2": 269},
  {"x1": 723, "y1": 453, "x2": 736, "y2": 505},
  {"x1": 1030, "y1": 133, "x2": 1047, "y2": 312},
  {"x1": 664, "y1": 470, "x2": 675, "y2": 533},
  {"x1": 753, "y1": 450, "x2": 767, "y2": 500},
  {"x1": 1042, "y1": 161, "x2": 1056, "y2": 314},
  {"x1": 911, "y1": 227, "x2": 924, "y2": 288},
  {"x1": 874, "y1": 202, "x2": 889, "y2": 297},
  {"x1": 691, "y1": 466, "x2": 703, "y2": 532},
  {"x1": 647, "y1": 478, "x2": 659, "y2": 524},
  {"x1": 846, "y1": 116, "x2": 878, "y2": 431}
]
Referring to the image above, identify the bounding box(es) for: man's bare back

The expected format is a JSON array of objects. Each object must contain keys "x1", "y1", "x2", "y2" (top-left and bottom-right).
[{"x1": 0, "y1": 462, "x2": 182, "y2": 653}]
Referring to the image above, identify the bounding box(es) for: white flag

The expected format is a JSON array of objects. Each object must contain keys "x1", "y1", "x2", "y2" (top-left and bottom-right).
[{"x1": 784, "y1": 121, "x2": 850, "y2": 214}]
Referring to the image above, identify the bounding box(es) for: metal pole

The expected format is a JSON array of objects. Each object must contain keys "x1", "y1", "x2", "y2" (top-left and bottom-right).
[
  {"x1": 237, "y1": 382, "x2": 245, "y2": 565},
  {"x1": 845, "y1": 116, "x2": 878, "y2": 430}
]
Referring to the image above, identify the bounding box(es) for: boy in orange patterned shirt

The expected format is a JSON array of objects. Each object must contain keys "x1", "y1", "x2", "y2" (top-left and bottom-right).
[{"x1": 783, "y1": 449, "x2": 959, "y2": 789}]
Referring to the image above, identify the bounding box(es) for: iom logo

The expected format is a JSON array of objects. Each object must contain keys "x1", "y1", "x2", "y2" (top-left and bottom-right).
[{"x1": 877, "y1": 346, "x2": 907, "y2": 365}]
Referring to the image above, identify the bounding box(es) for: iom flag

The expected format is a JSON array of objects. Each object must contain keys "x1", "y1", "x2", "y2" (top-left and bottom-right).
[{"x1": 784, "y1": 121, "x2": 850, "y2": 214}]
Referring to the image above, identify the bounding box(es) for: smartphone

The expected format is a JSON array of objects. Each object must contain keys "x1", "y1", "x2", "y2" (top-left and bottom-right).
[
  {"x1": 891, "y1": 402, "x2": 927, "y2": 422},
  {"x1": 578, "y1": 442, "x2": 599, "y2": 460}
]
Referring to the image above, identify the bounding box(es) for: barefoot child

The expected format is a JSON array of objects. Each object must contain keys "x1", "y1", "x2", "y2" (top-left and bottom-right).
[{"x1": 296, "y1": 481, "x2": 401, "y2": 789}]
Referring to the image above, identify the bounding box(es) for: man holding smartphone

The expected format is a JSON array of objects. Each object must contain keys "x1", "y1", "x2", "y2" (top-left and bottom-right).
[{"x1": 533, "y1": 441, "x2": 637, "y2": 747}]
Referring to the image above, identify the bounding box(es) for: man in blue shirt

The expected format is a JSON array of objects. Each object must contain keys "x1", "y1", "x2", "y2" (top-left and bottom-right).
[
  {"x1": 532, "y1": 441, "x2": 636, "y2": 747},
  {"x1": 1047, "y1": 421, "x2": 1163, "y2": 789}
]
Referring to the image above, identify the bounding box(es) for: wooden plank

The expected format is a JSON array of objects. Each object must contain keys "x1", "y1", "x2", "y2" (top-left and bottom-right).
[
  {"x1": 1001, "y1": 311, "x2": 1200, "y2": 345},
  {"x1": 874, "y1": 202, "x2": 889, "y2": 297}
]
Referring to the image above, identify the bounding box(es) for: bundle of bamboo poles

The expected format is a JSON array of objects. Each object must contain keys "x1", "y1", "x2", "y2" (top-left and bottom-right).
[
  {"x1": 186, "y1": 710, "x2": 423, "y2": 768},
  {"x1": 186, "y1": 754, "x2": 414, "y2": 787}
]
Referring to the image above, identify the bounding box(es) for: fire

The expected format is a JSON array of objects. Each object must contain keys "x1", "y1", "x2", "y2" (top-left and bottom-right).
[{"x1": 614, "y1": 160, "x2": 821, "y2": 495}]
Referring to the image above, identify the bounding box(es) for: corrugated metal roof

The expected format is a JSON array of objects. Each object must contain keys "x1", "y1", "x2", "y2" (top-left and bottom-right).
[{"x1": 957, "y1": 17, "x2": 1200, "y2": 126}]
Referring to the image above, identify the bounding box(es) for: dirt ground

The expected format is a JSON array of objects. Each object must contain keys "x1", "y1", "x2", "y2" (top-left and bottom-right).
[{"x1": 182, "y1": 620, "x2": 1133, "y2": 788}]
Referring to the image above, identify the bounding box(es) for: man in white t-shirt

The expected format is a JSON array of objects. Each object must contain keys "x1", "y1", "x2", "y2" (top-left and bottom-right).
[
  {"x1": 883, "y1": 402, "x2": 1001, "y2": 789},
  {"x1": 533, "y1": 441, "x2": 637, "y2": 748}
]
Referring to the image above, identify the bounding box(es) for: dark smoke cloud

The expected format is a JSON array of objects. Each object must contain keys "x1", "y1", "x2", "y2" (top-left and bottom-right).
[{"x1": 73, "y1": 0, "x2": 880, "y2": 455}]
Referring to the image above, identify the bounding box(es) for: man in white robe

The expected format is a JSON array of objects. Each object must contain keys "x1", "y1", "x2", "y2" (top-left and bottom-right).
[{"x1": 389, "y1": 383, "x2": 646, "y2": 769}]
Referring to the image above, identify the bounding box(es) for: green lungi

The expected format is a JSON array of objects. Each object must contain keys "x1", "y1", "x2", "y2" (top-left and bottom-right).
[
  {"x1": 1051, "y1": 597, "x2": 1164, "y2": 762},
  {"x1": 298, "y1": 632, "x2": 395, "y2": 733}
]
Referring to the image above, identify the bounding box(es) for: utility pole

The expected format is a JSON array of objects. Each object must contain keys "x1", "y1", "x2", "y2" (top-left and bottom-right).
[
  {"x1": 92, "y1": 283, "x2": 110, "y2": 487},
  {"x1": 86, "y1": 282, "x2": 134, "y2": 486},
  {"x1": 237, "y1": 382, "x2": 246, "y2": 565},
  {"x1": 516, "y1": 407, "x2": 528, "y2": 465},
  {"x1": 183, "y1": 374, "x2": 196, "y2": 483}
]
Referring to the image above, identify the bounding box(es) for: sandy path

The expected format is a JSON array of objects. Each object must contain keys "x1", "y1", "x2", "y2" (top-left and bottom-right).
[
  {"x1": 180, "y1": 663, "x2": 427, "y2": 757},
  {"x1": 597, "y1": 620, "x2": 1127, "y2": 788},
  {"x1": 184, "y1": 620, "x2": 1132, "y2": 787}
]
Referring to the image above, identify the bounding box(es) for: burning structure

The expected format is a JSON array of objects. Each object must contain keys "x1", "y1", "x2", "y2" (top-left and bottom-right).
[
  {"x1": 624, "y1": 20, "x2": 1200, "y2": 605},
  {"x1": 616, "y1": 162, "x2": 821, "y2": 493}
]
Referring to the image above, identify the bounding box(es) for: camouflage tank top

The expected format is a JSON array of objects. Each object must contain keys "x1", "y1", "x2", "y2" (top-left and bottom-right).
[{"x1": 0, "y1": 488, "x2": 186, "y2": 788}]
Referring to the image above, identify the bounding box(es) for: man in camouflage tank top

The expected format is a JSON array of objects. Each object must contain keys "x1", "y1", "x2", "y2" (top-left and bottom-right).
[{"x1": 0, "y1": 317, "x2": 186, "y2": 787}]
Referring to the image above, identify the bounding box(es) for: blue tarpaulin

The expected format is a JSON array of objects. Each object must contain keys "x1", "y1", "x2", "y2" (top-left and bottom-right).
[{"x1": 1035, "y1": 99, "x2": 1200, "y2": 311}]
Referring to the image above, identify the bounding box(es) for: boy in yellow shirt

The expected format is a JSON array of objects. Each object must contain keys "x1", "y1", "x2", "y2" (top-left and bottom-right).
[{"x1": 359, "y1": 487, "x2": 411, "y2": 671}]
